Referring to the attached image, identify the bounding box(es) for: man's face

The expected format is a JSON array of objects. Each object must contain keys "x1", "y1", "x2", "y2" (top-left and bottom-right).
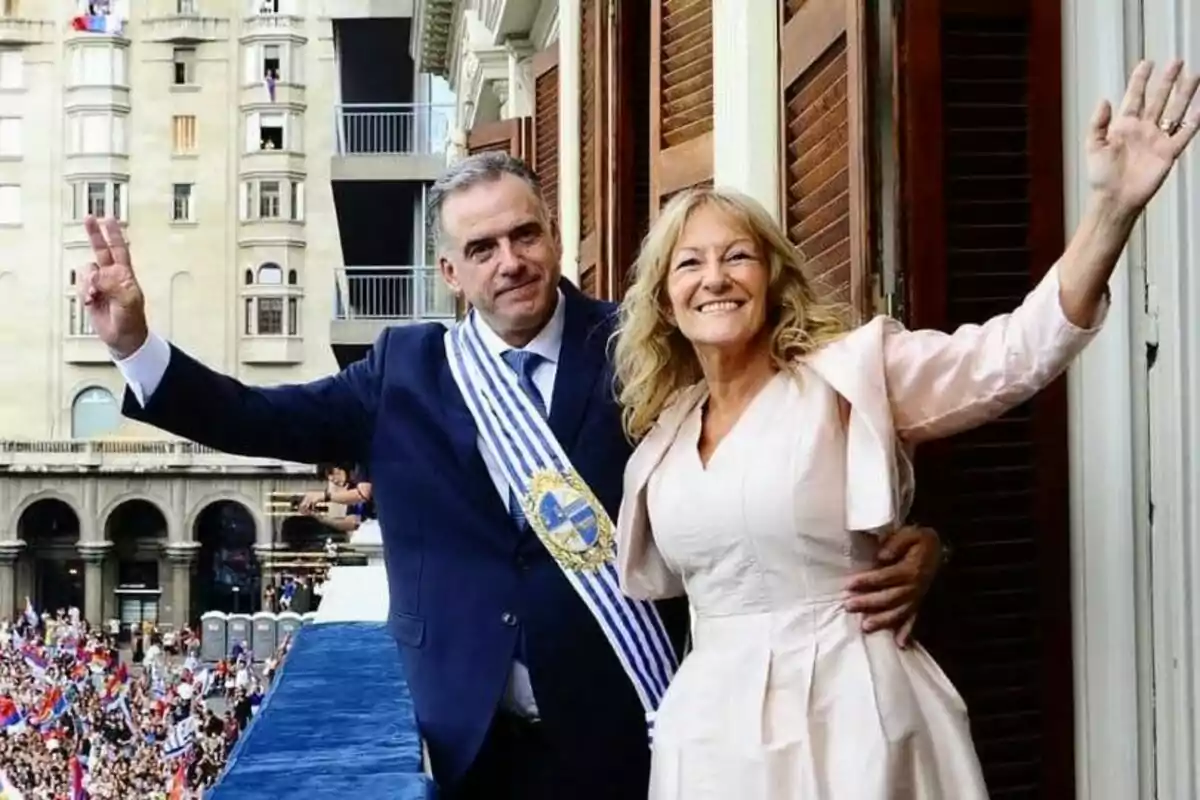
[{"x1": 438, "y1": 174, "x2": 561, "y2": 345}]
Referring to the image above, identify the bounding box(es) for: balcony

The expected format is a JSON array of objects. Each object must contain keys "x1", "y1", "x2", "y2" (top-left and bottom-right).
[
  {"x1": 331, "y1": 103, "x2": 452, "y2": 182},
  {"x1": 0, "y1": 440, "x2": 312, "y2": 475},
  {"x1": 0, "y1": 16, "x2": 51, "y2": 44},
  {"x1": 331, "y1": 266, "x2": 457, "y2": 345},
  {"x1": 142, "y1": 14, "x2": 229, "y2": 42},
  {"x1": 241, "y1": 12, "x2": 304, "y2": 39}
]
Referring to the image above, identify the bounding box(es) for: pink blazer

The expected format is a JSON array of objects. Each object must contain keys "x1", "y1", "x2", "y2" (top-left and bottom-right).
[{"x1": 616, "y1": 263, "x2": 1108, "y2": 600}]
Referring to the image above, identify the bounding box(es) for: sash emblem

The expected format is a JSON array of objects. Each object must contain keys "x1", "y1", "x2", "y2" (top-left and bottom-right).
[{"x1": 525, "y1": 469, "x2": 614, "y2": 572}]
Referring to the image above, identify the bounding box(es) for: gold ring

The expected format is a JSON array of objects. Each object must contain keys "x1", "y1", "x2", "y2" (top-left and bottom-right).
[{"x1": 1161, "y1": 118, "x2": 1180, "y2": 134}]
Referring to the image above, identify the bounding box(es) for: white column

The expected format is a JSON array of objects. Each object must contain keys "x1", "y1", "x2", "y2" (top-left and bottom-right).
[
  {"x1": 557, "y1": 0, "x2": 581, "y2": 285},
  {"x1": 1063, "y1": 1, "x2": 1154, "y2": 798},
  {"x1": 711, "y1": 0, "x2": 780, "y2": 220},
  {"x1": 1141, "y1": 1, "x2": 1200, "y2": 798}
]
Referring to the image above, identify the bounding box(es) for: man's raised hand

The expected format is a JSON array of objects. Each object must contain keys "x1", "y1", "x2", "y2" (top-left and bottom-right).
[{"x1": 80, "y1": 215, "x2": 147, "y2": 358}]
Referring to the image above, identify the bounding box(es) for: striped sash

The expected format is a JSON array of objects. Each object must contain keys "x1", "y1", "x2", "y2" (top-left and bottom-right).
[{"x1": 445, "y1": 312, "x2": 678, "y2": 739}]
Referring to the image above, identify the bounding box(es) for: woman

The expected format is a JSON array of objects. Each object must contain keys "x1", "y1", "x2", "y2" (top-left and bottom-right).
[{"x1": 613, "y1": 61, "x2": 1197, "y2": 798}]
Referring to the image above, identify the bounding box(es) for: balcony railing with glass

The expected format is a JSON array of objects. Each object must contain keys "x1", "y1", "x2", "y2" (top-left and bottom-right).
[
  {"x1": 334, "y1": 103, "x2": 453, "y2": 156},
  {"x1": 334, "y1": 267, "x2": 457, "y2": 323}
]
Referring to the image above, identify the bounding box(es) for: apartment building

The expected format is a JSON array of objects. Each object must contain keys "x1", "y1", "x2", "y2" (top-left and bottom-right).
[
  {"x1": 417, "y1": 0, "x2": 1200, "y2": 798},
  {"x1": 0, "y1": 0, "x2": 454, "y2": 637}
]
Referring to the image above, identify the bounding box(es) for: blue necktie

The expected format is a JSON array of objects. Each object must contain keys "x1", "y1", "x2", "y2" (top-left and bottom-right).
[{"x1": 502, "y1": 350, "x2": 546, "y2": 529}]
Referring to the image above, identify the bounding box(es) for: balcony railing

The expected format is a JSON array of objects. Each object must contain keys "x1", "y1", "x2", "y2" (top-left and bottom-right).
[
  {"x1": 334, "y1": 103, "x2": 453, "y2": 156},
  {"x1": 335, "y1": 267, "x2": 457, "y2": 322},
  {"x1": 0, "y1": 439, "x2": 312, "y2": 473}
]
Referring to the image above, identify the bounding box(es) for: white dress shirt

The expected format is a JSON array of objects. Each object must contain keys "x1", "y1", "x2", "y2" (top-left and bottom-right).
[{"x1": 113, "y1": 290, "x2": 567, "y2": 719}]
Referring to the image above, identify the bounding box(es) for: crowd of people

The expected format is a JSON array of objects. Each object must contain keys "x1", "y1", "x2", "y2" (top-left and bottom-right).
[{"x1": 0, "y1": 602, "x2": 290, "y2": 799}]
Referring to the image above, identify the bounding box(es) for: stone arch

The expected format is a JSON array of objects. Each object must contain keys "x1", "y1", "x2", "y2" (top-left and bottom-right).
[
  {"x1": 105, "y1": 497, "x2": 170, "y2": 636},
  {"x1": 70, "y1": 385, "x2": 120, "y2": 439},
  {"x1": 191, "y1": 497, "x2": 261, "y2": 617},
  {"x1": 15, "y1": 495, "x2": 84, "y2": 615},
  {"x1": 184, "y1": 491, "x2": 266, "y2": 543},
  {"x1": 8, "y1": 489, "x2": 84, "y2": 542},
  {"x1": 98, "y1": 492, "x2": 173, "y2": 538}
]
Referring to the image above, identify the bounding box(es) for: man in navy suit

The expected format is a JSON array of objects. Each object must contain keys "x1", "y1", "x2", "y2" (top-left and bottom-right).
[{"x1": 79, "y1": 152, "x2": 944, "y2": 799}]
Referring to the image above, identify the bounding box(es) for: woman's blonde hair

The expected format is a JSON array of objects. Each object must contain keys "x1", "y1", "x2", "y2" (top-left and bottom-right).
[{"x1": 613, "y1": 186, "x2": 852, "y2": 440}]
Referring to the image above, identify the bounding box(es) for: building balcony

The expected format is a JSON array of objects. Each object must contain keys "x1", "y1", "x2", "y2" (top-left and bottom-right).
[
  {"x1": 241, "y1": 13, "x2": 305, "y2": 40},
  {"x1": 239, "y1": 335, "x2": 305, "y2": 365},
  {"x1": 0, "y1": 16, "x2": 51, "y2": 44},
  {"x1": 0, "y1": 439, "x2": 311, "y2": 475},
  {"x1": 241, "y1": 147, "x2": 305, "y2": 175},
  {"x1": 142, "y1": 14, "x2": 230, "y2": 43},
  {"x1": 62, "y1": 335, "x2": 111, "y2": 365},
  {"x1": 331, "y1": 266, "x2": 457, "y2": 345},
  {"x1": 331, "y1": 103, "x2": 452, "y2": 182}
]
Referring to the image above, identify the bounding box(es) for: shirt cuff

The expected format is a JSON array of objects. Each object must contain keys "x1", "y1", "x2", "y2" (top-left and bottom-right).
[{"x1": 113, "y1": 332, "x2": 172, "y2": 407}]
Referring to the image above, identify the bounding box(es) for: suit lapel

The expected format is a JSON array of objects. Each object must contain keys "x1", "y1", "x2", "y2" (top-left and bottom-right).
[{"x1": 548, "y1": 282, "x2": 609, "y2": 454}]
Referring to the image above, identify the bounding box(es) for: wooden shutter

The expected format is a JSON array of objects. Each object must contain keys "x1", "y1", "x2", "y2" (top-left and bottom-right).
[
  {"x1": 779, "y1": 0, "x2": 872, "y2": 314},
  {"x1": 465, "y1": 118, "x2": 532, "y2": 159},
  {"x1": 578, "y1": 0, "x2": 608, "y2": 297},
  {"x1": 900, "y1": 0, "x2": 1074, "y2": 796},
  {"x1": 649, "y1": 0, "x2": 713, "y2": 215},
  {"x1": 531, "y1": 46, "x2": 559, "y2": 222},
  {"x1": 608, "y1": 0, "x2": 653, "y2": 300}
]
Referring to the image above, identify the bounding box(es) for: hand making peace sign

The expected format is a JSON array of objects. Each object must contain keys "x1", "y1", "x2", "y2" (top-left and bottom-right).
[{"x1": 80, "y1": 215, "x2": 148, "y2": 359}]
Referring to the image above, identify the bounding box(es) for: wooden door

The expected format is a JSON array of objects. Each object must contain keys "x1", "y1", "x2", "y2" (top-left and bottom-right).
[
  {"x1": 465, "y1": 117, "x2": 532, "y2": 159},
  {"x1": 899, "y1": 0, "x2": 1074, "y2": 796},
  {"x1": 649, "y1": 0, "x2": 714, "y2": 218},
  {"x1": 778, "y1": 0, "x2": 873, "y2": 315}
]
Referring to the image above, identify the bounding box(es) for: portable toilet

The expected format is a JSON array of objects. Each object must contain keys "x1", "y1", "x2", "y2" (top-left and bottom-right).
[{"x1": 199, "y1": 611, "x2": 228, "y2": 663}]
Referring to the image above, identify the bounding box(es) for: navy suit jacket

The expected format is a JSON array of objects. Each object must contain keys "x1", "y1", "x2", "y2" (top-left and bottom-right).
[{"x1": 124, "y1": 280, "x2": 690, "y2": 793}]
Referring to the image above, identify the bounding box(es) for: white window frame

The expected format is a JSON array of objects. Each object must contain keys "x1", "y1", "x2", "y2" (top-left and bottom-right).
[
  {"x1": 0, "y1": 49, "x2": 23, "y2": 90},
  {"x1": 69, "y1": 45, "x2": 127, "y2": 88},
  {"x1": 172, "y1": 47, "x2": 195, "y2": 86},
  {"x1": 0, "y1": 184, "x2": 20, "y2": 224},
  {"x1": 245, "y1": 111, "x2": 302, "y2": 153},
  {"x1": 0, "y1": 117, "x2": 20, "y2": 157},
  {"x1": 68, "y1": 113, "x2": 127, "y2": 155},
  {"x1": 171, "y1": 183, "x2": 194, "y2": 222},
  {"x1": 67, "y1": 180, "x2": 128, "y2": 222},
  {"x1": 289, "y1": 180, "x2": 304, "y2": 221}
]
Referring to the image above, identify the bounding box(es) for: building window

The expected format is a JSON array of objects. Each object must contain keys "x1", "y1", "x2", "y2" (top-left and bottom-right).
[
  {"x1": 257, "y1": 263, "x2": 283, "y2": 284},
  {"x1": 71, "y1": 387, "x2": 120, "y2": 439},
  {"x1": 177, "y1": 0, "x2": 197, "y2": 14},
  {"x1": 258, "y1": 180, "x2": 281, "y2": 218},
  {"x1": 262, "y1": 44, "x2": 281, "y2": 79},
  {"x1": 244, "y1": 262, "x2": 299, "y2": 336},
  {"x1": 69, "y1": 45, "x2": 126, "y2": 87},
  {"x1": 0, "y1": 184, "x2": 18, "y2": 224},
  {"x1": 259, "y1": 113, "x2": 283, "y2": 149},
  {"x1": 289, "y1": 180, "x2": 304, "y2": 221},
  {"x1": 68, "y1": 296, "x2": 96, "y2": 336},
  {"x1": 172, "y1": 183, "x2": 194, "y2": 222},
  {"x1": 68, "y1": 113, "x2": 126, "y2": 155},
  {"x1": 0, "y1": 117, "x2": 19, "y2": 156},
  {"x1": 68, "y1": 180, "x2": 127, "y2": 221},
  {"x1": 172, "y1": 115, "x2": 197, "y2": 154},
  {"x1": 255, "y1": 0, "x2": 280, "y2": 14},
  {"x1": 0, "y1": 48, "x2": 22, "y2": 90},
  {"x1": 172, "y1": 47, "x2": 195, "y2": 85}
]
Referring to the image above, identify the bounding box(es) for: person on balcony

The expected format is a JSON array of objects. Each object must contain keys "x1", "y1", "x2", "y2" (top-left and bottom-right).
[
  {"x1": 611, "y1": 60, "x2": 1198, "y2": 799},
  {"x1": 77, "y1": 151, "x2": 944, "y2": 798}
]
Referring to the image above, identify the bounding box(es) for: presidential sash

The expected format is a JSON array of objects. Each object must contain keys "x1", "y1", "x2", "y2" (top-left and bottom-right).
[{"x1": 445, "y1": 312, "x2": 678, "y2": 739}]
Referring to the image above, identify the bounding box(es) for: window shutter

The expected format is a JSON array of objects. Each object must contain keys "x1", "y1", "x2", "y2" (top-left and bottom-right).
[
  {"x1": 245, "y1": 112, "x2": 259, "y2": 152},
  {"x1": 649, "y1": 0, "x2": 713, "y2": 215},
  {"x1": 465, "y1": 118, "x2": 532, "y2": 158},
  {"x1": 898, "y1": 1, "x2": 1074, "y2": 797},
  {"x1": 293, "y1": 181, "x2": 305, "y2": 221},
  {"x1": 577, "y1": 0, "x2": 608, "y2": 296},
  {"x1": 609, "y1": 0, "x2": 653, "y2": 299},
  {"x1": 778, "y1": 0, "x2": 871, "y2": 314},
  {"x1": 531, "y1": 45, "x2": 559, "y2": 222},
  {"x1": 244, "y1": 44, "x2": 259, "y2": 85}
]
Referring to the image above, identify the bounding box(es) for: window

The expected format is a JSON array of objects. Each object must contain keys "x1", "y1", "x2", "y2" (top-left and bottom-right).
[
  {"x1": 257, "y1": 263, "x2": 283, "y2": 284},
  {"x1": 177, "y1": 0, "x2": 197, "y2": 13},
  {"x1": 259, "y1": 113, "x2": 283, "y2": 149},
  {"x1": 68, "y1": 296, "x2": 96, "y2": 336},
  {"x1": 0, "y1": 184, "x2": 18, "y2": 224},
  {"x1": 0, "y1": 49, "x2": 21, "y2": 89},
  {"x1": 68, "y1": 180, "x2": 127, "y2": 221},
  {"x1": 86, "y1": 181, "x2": 106, "y2": 217},
  {"x1": 0, "y1": 117, "x2": 18, "y2": 156},
  {"x1": 244, "y1": 262, "x2": 299, "y2": 336},
  {"x1": 172, "y1": 115, "x2": 197, "y2": 154},
  {"x1": 71, "y1": 387, "x2": 120, "y2": 439},
  {"x1": 172, "y1": 183, "x2": 194, "y2": 222},
  {"x1": 172, "y1": 47, "x2": 195, "y2": 85},
  {"x1": 289, "y1": 180, "x2": 304, "y2": 221},
  {"x1": 69, "y1": 46, "x2": 126, "y2": 87},
  {"x1": 255, "y1": 0, "x2": 280, "y2": 14},
  {"x1": 68, "y1": 113, "x2": 126, "y2": 155},
  {"x1": 258, "y1": 180, "x2": 281, "y2": 218},
  {"x1": 262, "y1": 44, "x2": 280, "y2": 79}
]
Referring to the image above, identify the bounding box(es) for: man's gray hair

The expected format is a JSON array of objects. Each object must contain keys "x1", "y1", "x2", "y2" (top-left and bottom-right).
[{"x1": 427, "y1": 151, "x2": 544, "y2": 249}]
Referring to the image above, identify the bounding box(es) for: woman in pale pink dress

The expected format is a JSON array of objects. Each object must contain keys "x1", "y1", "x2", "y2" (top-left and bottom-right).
[{"x1": 613, "y1": 61, "x2": 1198, "y2": 799}]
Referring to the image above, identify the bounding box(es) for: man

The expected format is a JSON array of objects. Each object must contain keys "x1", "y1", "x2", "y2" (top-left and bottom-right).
[{"x1": 79, "y1": 152, "x2": 943, "y2": 799}]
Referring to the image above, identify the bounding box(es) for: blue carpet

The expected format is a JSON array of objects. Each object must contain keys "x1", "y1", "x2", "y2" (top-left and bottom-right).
[{"x1": 208, "y1": 622, "x2": 437, "y2": 800}]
